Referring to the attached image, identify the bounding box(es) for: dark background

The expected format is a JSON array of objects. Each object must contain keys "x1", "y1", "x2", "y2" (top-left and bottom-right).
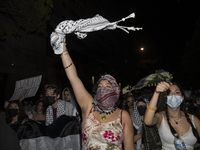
[
  {"x1": 0, "y1": 0, "x2": 200, "y2": 110},
  {"x1": 53, "y1": 0, "x2": 200, "y2": 88}
]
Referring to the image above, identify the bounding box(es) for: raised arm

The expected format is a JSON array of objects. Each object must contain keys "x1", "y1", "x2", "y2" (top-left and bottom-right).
[
  {"x1": 60, "y1": 38, "x2": 93, "y2": 112},
  {"x1": 144, "y1": 82, "x2": 170, "y2": 126}
]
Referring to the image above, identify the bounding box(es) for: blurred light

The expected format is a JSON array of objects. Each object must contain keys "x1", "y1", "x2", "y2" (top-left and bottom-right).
[
  {"x1": 140, "y1": 47, "x2": 144, "y2": 51},
  {"x1": 92, "y1": 76, "x2": 94, "y2": 84}
]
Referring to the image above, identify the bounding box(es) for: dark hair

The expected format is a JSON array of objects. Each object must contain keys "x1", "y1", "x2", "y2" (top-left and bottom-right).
[
  {"x1": 194, "y1": 93, "x2": 200, "y2": 104},
  {"x1": 136, "y1": 100, "x2": 146, "y2": 106},
  {"x1": 188, "y1": 93, "x2": 200, "y2": 120},
  {"x1": 5, "y1": 101, "x2": 26, "y2": 124},
  {"x1": 165, "y1": 82, "x2": 200, "y2": 142},
  {"x1": 116, "y1": 94, "x2": 128, "y2": 109},
  {"x1": 44, "y1": 85, "x2": 60, "y2": 95},
  {"x1": 135, "y1": 95, "x2": 147, "y2": 105},
  {"x1": 166, "y1": 82, "x2": 184, "y2": 96},
  {"x1": 126, "y1": 95, "x2": 135, "y2": 101},
  {"x1": 35, "y1": 100, "x2": 46, "y2": 115}
]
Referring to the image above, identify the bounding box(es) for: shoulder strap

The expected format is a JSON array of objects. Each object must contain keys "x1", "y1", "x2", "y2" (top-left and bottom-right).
[
  {"x1": 88, "y1": 107, "x2": 93, "y2": 116},
  {"x1": 192, "y1": 115, "x2": 196, "y2": 127},
  {"x1": 159, "y1": 112, "x2": 164, "y2": 118}
]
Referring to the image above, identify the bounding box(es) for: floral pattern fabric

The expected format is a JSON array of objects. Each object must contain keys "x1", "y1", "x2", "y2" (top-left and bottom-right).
[{"x1": 82, "y1": 109, "x2": 124, "y2": 150}]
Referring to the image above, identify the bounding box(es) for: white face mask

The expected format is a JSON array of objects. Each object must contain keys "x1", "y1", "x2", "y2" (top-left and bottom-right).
[{"x1": 167, "y1": 95, "x2": 183, "y2": 110}]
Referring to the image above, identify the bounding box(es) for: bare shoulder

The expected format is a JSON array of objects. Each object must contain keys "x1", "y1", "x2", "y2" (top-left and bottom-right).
[
  {"x1": 155, "y1": 111, "x2": 164, "y2": 118},
  {"x1": 184, "y1": 113, "x2": 200, "y2": 126},
  {"x1": 121, "y1": 109, "x2": 132, "y2": 125},
  {"x1": 154, "y1": 111, "x2": 164, "y2": 124},
  {"x1": 121, "y1": 109, "x2": 131, "y2": 119},
  {"x1": 121, "y1": 109, "x2": 129, "y2": 116}
]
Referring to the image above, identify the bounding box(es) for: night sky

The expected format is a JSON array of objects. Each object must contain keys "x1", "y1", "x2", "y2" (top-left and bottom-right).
[
  {"x1": 2, "y1": 0, "x2": 199, "y2": 92},
  {"x1": 58, "y1": 0, "x2": 200, "y2": 88}
]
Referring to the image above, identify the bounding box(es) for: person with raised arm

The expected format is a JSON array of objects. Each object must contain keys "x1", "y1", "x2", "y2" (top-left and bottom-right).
[
  {"x1": 49, "y1": 13, "x2": 144, "y2": 149},
  {"x1": 144, "y1": 82, "x2": 200, "y2": 150},
  {"x1": 57, "y1": 36, "x2": 134, "y2": 149}
]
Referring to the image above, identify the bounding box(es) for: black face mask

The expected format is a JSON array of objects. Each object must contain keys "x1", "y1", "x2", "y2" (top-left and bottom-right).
[
  {"x1": 137, "y1": 106, "x2": 146, "y2": 116},
  {"x1": 9, "y1": 109, "x2": 19, "y2": 117},
  {"x1": 45, "y1": 96, "x2": 56, "y2": 105}
]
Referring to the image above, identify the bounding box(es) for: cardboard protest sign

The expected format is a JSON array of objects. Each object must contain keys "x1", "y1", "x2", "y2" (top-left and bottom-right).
[{"x1": 9, "y1": 75, "x2": 42, "y2": 101}]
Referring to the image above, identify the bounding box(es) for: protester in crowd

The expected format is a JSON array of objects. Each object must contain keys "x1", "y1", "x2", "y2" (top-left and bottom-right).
[
  {"x1": 44, "y1": 85, "x2": 76, "y2": 126},
  {"x1": 4, "y1": 96, "x2": 26, "y2": 110},
  {"x1": 5, "y1": 101, "x2": 27, "y2": 132},
  {"x1": 188, "y1": 93, "x2": 200, "y2": 120},
  {"x1": 122, "y1": 98, "x2": 128, "y2": 110},
  {"x1": 62, "y1": 87, "x2": 80, "y2": 117},
  {"x1": 62, "y1": 87, "x2": 71, "y2": 103},
  {"x1": 32, "y1": 100, "x2": 46, "y2": 124},
  {"x1": 184, "y1": 90, "x2": 193, "y2": 110},
  {"x1": 132, "y1": 97, "x2": 147, "y2": 150},
  {"x1": 116, "y1": 94, "x2": 127, "y2": 110},
  {"x1": 145, "y1": 82, "x2": 200, "y2": 150},
  {"x1": 58, "y1": 38, "x2": 135, "y2": 150},
  {"x1": 131, "y1": 95, "x2": 162, "y2": 150},
  {"x1": 17, "y1": 88, "x2": 80, "y2": 150},
  {"x1": 0, "y1": 109, "x2": 21, "y2": 150},
  {"x1": 18, "y1": 97, "x2": 37, "y2": 118},
  {"x1": 126, "y1": 95, "x2": 135, "y2": 115}
]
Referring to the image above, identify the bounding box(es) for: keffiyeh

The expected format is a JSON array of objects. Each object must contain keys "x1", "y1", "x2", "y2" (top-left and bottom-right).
[
  {"x1": 132, "y1": 69, "x2": 173, "y2": 90},
  {"x1": 46, "y1": 100, "x2": 75, "y2": 126},
  {"x1": 132, "y1": 95, "x2": 149, "y2": 150},
  {"x1": 50, "y1": 13, "x2": 142, "y2": 54},
  {"x1": 93, "y1": 74, "x2": 120, "y2": 114}
]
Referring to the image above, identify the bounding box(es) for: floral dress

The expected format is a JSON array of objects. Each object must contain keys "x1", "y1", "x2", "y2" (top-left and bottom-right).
[{"x1": 82, "y1": 109, "x2": 124, "y2": 150}]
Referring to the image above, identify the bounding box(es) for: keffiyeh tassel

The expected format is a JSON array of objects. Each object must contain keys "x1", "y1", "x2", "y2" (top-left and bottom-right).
[{"x1": 50, "y1": 12, "x2": 142, "y2": 54}]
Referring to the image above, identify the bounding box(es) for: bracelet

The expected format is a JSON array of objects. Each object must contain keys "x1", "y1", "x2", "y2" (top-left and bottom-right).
[
  {"x1": 155, "y1": 90, "x2": 160, "y2": 93},
  {"x1": 60, "y1": 49, "x2": 68, "y2": 57},
  {"x1": 64, "y1": 63, "x2": 73, "y2": 69},
  {"x1": 147, "y1": 104, "x2": 157, "y2": 111}
]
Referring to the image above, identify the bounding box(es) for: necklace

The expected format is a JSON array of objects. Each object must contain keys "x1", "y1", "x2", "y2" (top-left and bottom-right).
[
  {"x1": 101, "y1": 114, "x2": 107, "y2": 121},
  {"x1": 170, "y1": 112, "x2": 182, "y2": 124}
]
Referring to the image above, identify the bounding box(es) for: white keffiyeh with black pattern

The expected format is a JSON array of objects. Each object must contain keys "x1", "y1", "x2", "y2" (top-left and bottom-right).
[
  {"x1": 132, "y1": 96, "x2": 149, "y2": 150},
  {"x1": 50, "y1": 13, "x2": 142, "y2": 54},
  {"x1": 45, "y1": 100, "x2": 75, "y2": 126}
]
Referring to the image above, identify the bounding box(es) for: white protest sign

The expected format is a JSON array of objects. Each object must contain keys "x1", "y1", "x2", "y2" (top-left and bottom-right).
[{"x1": 9, "y1": 75, "x2": 42, "y2": 101}]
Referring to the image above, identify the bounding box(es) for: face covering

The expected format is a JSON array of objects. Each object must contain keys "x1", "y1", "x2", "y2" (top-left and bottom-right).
[
  {"x1": 137, "y1": 106, "x2": 146, "y2": 116},
  {"x1": 45, "y1": 96, "x2": 56, "y2": 105},
  {"x1": 9, "y1": 109, "x2": 18, "y2": 117},
  {"x1": 93, "y1": 74, "x2": 120, "y2": 114},
  {"x1": 93, "y1": 87, "x2": 118, "y2": 114},
  {"x1": 167, "y1": 95, "x2": 182, "y2": 110}
]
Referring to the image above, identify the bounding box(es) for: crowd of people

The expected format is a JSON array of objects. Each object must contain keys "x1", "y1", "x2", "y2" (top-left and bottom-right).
[
  {"x1": 1, "y1": 74, "x2": 200, "y2": 150},
  {"x1": 1, "y1": 33, "x2": 200, "y2": 150}
]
